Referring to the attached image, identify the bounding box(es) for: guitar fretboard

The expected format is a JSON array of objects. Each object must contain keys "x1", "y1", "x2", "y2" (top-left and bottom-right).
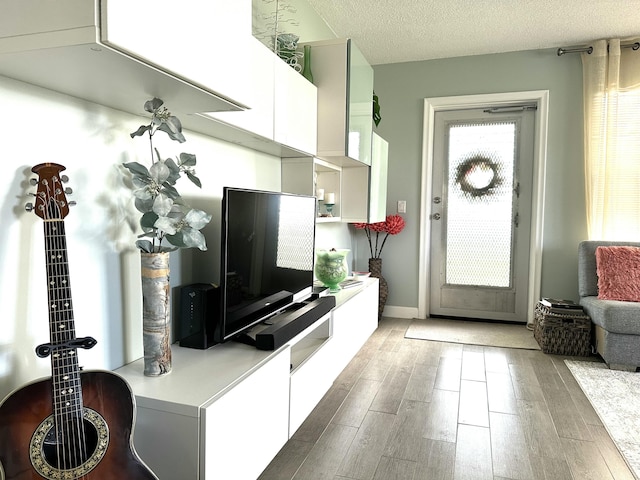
[{"x1": 43, "y1": 217, "x2": 83, "y2": 418}]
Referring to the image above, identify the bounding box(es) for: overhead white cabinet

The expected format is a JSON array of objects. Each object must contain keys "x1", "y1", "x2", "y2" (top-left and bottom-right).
[
  {"x1": 190, "y1": 40, "x2": 318, "y2": 158},
  {"x1": 273, "y1": 58, "x2": 318, "y2": 155},
  {"x1": 342, "y1": 132, "x2": 389, "y2": 223},
  {"x1": 282, "y1": 132, "x2": 388, "y2": 224},
  {"x1": 304, "y1": 38, "x2": 374, "y2": 166},
  {"x1": 202, "y1": 37, "x2": 276, "y2": 141},
  {"x1": 0, "y1": 0, "x2": 252, "y2": 115},
  {"x1": 281, "y1": 157, "x2": 342, "y2": 221}
]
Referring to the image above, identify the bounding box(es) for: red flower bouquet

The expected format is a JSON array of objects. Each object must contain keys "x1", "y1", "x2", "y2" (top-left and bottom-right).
[{"x1": 353, "y1": 214, "x2": 406, "y2": 258}]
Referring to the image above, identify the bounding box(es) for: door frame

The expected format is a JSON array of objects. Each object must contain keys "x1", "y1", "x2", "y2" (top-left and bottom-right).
[{"x1": 418, "y1": 91, "x2": 549, "y2": 324}]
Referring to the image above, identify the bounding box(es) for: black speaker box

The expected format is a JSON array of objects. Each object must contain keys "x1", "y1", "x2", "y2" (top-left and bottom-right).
[
  {"x1": 255, "y1": 296, "x2": 336, "y2": 351},
  {"x1": 179, "y1": 283, "x2": 219, "y2": 349}
]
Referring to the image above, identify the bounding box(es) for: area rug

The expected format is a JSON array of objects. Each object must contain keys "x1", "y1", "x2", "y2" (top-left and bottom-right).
[
  {"x1": 565, "y1": 360, "x2": 640, "y2": 478},
  {"x1": 405, "y1": 317, "x2": 540, "y2": 350}
]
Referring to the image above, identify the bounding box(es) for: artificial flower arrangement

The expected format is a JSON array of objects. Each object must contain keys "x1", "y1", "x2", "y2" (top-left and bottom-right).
[
  {"x1": 353, "y1": 214, "x2": 406, "y2": 258},
  {"x1": 123, "y1": 98, "x2": 212, "y2": 253}
]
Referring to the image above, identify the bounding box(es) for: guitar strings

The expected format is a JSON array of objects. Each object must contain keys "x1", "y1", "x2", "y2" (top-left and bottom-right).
[{"x1": 44, "y1": 177, "x2": 89, "y2": 475}]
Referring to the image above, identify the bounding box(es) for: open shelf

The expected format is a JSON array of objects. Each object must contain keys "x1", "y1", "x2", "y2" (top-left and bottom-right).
[{"x1": 290, "y1": 314, "x2": 331, "y2": 372}]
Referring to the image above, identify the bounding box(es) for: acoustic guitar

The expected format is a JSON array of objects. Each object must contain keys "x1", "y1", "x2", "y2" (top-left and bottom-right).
[{"x1": 0, "y1": 163, "x2": 158, "y2": 479}]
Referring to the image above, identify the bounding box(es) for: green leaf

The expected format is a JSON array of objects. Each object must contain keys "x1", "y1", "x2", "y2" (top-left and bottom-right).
[
  {"x1": 160, "y1": 183, "x2": 180, "y2": 200},
  {"x1": 144, "y1": 98, "x2": 164, "y2": 113},
  {"x1": 158, "y1": 117, "x2": 186, "y2": 143},
  {"x1": 179, "y1": 152, "x2": 197, "y2": 167},
  {"x1": 130, "y1": 125, "x2": 152, "y2": 138},
  {"x1": 123, "y1": 162, "x2": 150, "y2": 177},
  {"x1": 134, "y1": 196, "x2": 154, "y2": 214},
  {"x1": 140, "y1": 211, "x2": 159, "y2": 232},
  {"x1": 136, "y1": 239, "x2": 155, "y2": 252},
  {"x1": 185, "y1": 170, "x2": 202, "y2": 188},
  {"x1": 165, "y1": 231, "x2": 187, "y2": 248},
  {"x1": 163, "y1": 157, "x2": 181, "y2": 185}
]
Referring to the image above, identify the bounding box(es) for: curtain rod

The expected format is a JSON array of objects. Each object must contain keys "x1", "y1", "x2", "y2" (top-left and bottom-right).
[{"x1": 557, "y1": 42, "x2": 640, "y2": 56}]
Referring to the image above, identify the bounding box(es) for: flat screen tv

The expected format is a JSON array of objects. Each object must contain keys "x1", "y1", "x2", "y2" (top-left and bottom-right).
[{"x1": 215, "y1": 187, "x2": 317, "y2": 343}]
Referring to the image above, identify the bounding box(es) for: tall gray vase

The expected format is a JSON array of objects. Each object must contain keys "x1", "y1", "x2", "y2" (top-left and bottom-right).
[{"x1": 141, "y1": 252, "x2": 172, "y2": 376}]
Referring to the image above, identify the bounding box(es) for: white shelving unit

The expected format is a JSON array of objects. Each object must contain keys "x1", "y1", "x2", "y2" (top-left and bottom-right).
[
  {"x1": 0, "y1": 0, "x2": 253, "y2": 115},
  {"x1": 114, "y1": 279, "x2": 379, "y2": 480},
  {"x1": 302, "y1": 38, "x2": 374, "y2": 166}
]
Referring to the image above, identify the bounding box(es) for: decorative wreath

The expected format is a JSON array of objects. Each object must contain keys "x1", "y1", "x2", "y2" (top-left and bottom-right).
[{"x1": 455, "y1": 155, "x2": 503, "y2": 198}]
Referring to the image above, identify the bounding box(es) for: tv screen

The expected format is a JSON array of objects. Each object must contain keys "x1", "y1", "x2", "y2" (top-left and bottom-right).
[{"x1": 216, "y1": 187, "x2": 317, "y2": 343}]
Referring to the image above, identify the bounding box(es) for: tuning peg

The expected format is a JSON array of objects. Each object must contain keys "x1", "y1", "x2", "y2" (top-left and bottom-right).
[
  {"x1": 61, "y1": 175, "x2": 69, "y2": 183},
  {"x1": 65, "y1": 187, "x2": 73, "y2": 195},
  {"x1": 29, "y1": 178, "x2": 38, "y2": 186},
  {"x1": 25, "y1": 203, "x2": 34, "y2": 212},
  {"x1": 68, "y1": 201, "x2": 77, "y2": 207}
]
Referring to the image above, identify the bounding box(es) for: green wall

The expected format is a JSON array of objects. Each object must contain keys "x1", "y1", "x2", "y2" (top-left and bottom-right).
[{"x1": 371, "y1": 48, "x2": 588, "y2": 315}]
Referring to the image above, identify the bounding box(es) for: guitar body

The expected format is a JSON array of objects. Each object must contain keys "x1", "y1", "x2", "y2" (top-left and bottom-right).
[{"x1": 0, "y1": 371, "x2": 157, "y2": 480}]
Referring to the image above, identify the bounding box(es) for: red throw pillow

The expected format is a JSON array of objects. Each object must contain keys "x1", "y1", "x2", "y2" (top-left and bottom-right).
[{"x1": 595, "y1": 246, "x2": 640, "y2": 302}]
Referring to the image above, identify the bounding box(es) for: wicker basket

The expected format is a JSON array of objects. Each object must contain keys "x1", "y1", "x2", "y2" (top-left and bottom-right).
[{"x1": 533, "y1": 302, "x2": 592, "y2": 356}]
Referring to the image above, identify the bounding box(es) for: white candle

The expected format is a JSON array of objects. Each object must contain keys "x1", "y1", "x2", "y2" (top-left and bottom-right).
[
  {"x1": 316, "y1": 188, "x2": 324, "y2": 200},
  {"x1": 326, "y1": 192, "x2": 335, "y2": 204}
]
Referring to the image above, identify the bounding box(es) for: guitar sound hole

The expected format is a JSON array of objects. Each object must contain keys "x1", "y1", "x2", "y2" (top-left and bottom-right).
[
  {"x1": 30, "y1": 409, "x2": 109, "y2": 479},
  {"x1": 42, "y1": 419, "x2": 99, "y2": 469}
]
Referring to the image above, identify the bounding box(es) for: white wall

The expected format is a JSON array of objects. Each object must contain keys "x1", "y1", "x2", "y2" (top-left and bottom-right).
[{"x1": 0, "y1": 75, "x2": 283, "y2": 400}]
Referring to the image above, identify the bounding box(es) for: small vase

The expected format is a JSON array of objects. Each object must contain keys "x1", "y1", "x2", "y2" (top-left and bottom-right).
[
  {"x1": 315, "y1": 249, "x2": 349, "y2": 292},
  {"x1": 302, "y1": 45, "x2": 313, "y2": 83},
  {"x1": 368, "y1": 258, "x2": 388, "y2": 320},
  {"x1": 141, "y1": 252, "x2": 172, "y2": 376}
]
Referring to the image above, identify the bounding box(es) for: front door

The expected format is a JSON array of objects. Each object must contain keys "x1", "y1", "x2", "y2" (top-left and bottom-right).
[{"x1": 429, "y1": 106, "x2": 535, "y2": 322}]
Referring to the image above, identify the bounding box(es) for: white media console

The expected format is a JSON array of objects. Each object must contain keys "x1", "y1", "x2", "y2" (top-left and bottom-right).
[{"x1": 114, "y1": 278, "x2": 379, "y2": 480}]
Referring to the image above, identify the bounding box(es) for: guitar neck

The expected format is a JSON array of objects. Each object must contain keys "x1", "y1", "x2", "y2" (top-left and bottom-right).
[{"x1": 43, "y1": 217, "x2": 83, "y2": 416}]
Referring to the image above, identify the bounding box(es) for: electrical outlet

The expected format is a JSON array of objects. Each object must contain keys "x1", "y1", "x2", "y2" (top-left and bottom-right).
[{"x1": 397, "y1": 200, "x2": 406, "y2": 213}]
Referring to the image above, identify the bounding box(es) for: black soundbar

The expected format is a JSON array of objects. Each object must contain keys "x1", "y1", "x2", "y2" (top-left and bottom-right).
[{"x1": 254, "y1": 296, "x2": 336, "y2": 351}]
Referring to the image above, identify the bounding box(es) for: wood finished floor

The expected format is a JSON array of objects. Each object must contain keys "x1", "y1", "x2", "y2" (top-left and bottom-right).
[{"x1": 259, "y1": 317, "x2": 636, "y2": 480}]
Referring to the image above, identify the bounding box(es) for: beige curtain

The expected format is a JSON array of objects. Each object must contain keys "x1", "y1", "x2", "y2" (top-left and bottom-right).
[{"x1": 582, "y1": 39, "x2": 640, "y2": 240}]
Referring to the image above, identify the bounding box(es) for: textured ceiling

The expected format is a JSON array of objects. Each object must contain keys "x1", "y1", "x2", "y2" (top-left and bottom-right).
[{"x1": 306, "y1": 0, "x2": 640, "y2": 65}]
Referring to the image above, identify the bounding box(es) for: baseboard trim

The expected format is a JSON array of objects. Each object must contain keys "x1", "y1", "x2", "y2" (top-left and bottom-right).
[{"x1": 382, "y1": 305, "x2": 418, "y2": 319}]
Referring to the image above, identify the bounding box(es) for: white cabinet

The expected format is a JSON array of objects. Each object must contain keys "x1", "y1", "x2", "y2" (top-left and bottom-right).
[
  {"x1": 328, "y1": 279, "x2": 379, "y2": 378},
  {"x1": 114, "y1": 280, "x2": 378, "y2": 479},
  {"x1": 288, "y1": 313, "x2": 332, "y2": 435},
  {"x1": 281, "y1": 157, "x2": 342, "y2": 221},
  {"x1": 202, "y1": 37, "x2": 275, "y2": 141},
  {"x1": 201, "y1": 348, "x2": 290, "y2": 480},
  {"x1": 115, "y1": 344, "x2": 291, "y2": 480},
  {"x1": 281, "y1": 132, "x2": 388, "y2": 224},
  {"x1": 0, "y1": 0, "x2": 252, "y2": 115},
  {"x1": 274, "y1": 58, "x2": 318, "y2": 155},
  {"x1": 369, "y1": 133, "x2": 390, "y2": 222},
  {"x1": 303, "y1": 38, "x2": 374, "y2": 166},
  {"x1": 341, "y1": 132, "x2": 389, "y2": 223},
  {"x1": 192, "y1": 40, "x2": 318, "y2": 158},
  {"x1": 101, "y1": 0, "x2": 253, "y2": 110}
]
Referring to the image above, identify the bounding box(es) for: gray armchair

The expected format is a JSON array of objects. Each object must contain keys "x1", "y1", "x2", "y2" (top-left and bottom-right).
[{"x1": 578, "y1": 240, "x2": 640, "y2": 370}]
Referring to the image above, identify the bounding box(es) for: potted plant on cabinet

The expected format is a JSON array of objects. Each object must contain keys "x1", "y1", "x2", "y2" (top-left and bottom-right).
[{"x1": 123, "y1": 98, "x2": 211, "y2": 376}]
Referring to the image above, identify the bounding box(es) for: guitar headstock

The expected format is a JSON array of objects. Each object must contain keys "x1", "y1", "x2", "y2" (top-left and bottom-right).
[{"x1": 28, "y1": 163, "x2": 73, "y2": 220}]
